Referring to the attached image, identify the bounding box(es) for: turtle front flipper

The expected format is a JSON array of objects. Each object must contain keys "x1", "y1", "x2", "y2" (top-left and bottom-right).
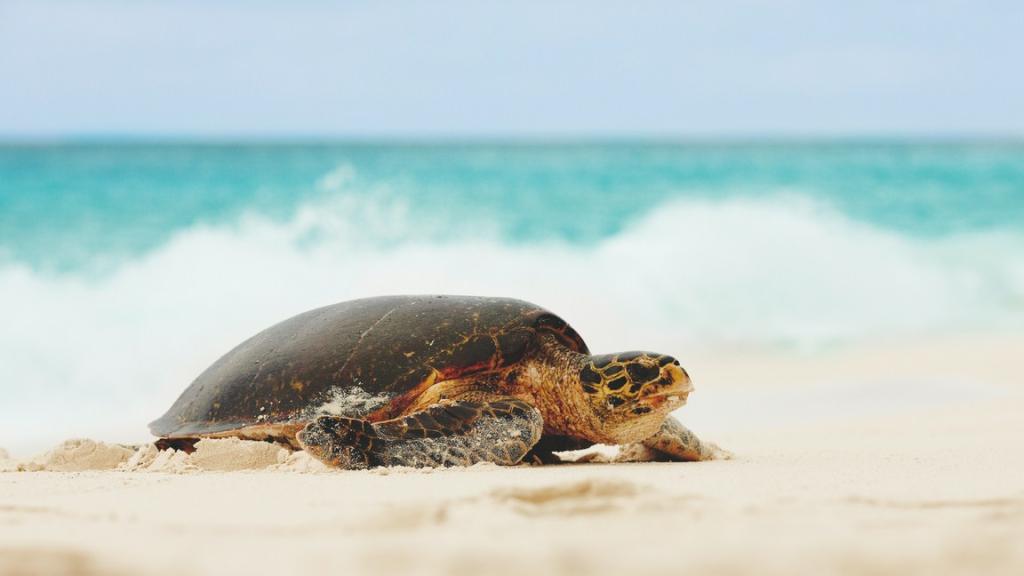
[
  {"x1": 296, "y1": 415, "x2": 382, "y2": 468},
  {"x1": 298, "y1": 399, "x2": 543, "y2": 469},
  {"x1": 631, "y1": 416, "x2": 732, "y2": 462}
]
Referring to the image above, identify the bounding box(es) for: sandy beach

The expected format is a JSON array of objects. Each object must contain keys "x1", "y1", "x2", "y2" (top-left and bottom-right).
[
  {"x1": 3, "y1": 2, "x2": 1022, "y2": 573},
  {"x1": 2, "y1": 334, "x2": 1022, "y2": 576}
]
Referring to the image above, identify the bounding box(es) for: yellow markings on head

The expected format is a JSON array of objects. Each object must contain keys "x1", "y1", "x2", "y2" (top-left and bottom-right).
[
  {"x1": 580, "y1": 352, "x2": 682, "y2": 411},
  {"x1": 290, "y1": 379, "x2": 305, "y2": 393}
]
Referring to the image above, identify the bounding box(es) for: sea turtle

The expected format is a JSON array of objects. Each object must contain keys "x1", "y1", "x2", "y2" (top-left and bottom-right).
[{"x1": 151, "y1": 295, "x2": 727, "y2": 468}]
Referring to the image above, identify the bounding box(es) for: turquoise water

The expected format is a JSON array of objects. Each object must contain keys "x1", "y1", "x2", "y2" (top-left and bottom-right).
[{"x1": 2, "y1": 142, "x2": 1023, "y2": 273}]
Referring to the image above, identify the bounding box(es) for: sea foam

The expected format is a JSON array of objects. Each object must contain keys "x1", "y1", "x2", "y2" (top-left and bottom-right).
[{"x1": 1, "y1": 192, "x2": 1022, "y2": 454}]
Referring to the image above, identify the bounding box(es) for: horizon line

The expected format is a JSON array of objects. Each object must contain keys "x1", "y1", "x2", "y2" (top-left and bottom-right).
[{"x1": 1, "y1": 132, "x2": 1023, "y2": 147}]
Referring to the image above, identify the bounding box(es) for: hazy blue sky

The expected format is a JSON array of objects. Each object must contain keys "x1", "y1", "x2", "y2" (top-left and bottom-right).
[{"x1": 1, "y1": 0, "x2": 1021, "y2": 138}]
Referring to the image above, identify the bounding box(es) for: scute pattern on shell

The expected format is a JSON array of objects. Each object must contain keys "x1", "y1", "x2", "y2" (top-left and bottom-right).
[{"x1": 150, "y1": 295, "x2": 588, "y2": 438}]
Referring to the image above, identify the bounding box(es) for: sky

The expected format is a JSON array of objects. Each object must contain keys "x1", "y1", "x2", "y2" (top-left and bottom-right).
[{"x1": 0, "y1": 0, "x2": 1022, "y2": 139}]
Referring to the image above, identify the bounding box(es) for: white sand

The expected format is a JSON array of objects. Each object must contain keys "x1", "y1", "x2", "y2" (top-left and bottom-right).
[
  {"x1": 2, "y1": 334, "x2": 1023, "y2": 576},
  {"x1": 16, "y1": 439, "x2": 135, "y2": 473}
]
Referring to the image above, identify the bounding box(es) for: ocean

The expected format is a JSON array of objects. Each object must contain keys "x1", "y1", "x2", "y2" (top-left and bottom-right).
[
  {"x1": 1, "y1": 141, "x2": 1022, "y2": 452},
  {"x1": 4, "y1": 142, "x2": 1024, "y2": 271}
]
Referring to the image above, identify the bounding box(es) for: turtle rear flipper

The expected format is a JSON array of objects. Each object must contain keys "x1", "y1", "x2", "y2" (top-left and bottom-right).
[{"x1": 298, "y1": 399, "x2": 543, "y2": 469}]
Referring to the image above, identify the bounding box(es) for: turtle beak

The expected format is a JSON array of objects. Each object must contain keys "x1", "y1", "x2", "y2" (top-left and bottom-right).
[
  {"x1": 641, "y1": 364, "x2": 693, "y2": 410},
  {"x1": 665, "y1": 364, "x2": 693, "y2": 395}
]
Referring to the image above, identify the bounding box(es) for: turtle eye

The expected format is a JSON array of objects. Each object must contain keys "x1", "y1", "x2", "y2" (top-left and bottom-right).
[{"x1": 606, "y1": 396, "x2": 626, "y2": 409}]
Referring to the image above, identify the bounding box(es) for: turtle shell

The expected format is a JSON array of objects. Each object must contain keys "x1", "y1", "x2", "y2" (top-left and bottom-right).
[{"x1": 150, "y1": 295, "x2": 588, "y2": 438}]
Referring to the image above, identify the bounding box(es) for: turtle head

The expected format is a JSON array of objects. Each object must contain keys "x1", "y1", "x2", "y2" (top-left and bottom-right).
[{"x1": 578, "y1": 351, "x2": 693, "y2": 443}]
